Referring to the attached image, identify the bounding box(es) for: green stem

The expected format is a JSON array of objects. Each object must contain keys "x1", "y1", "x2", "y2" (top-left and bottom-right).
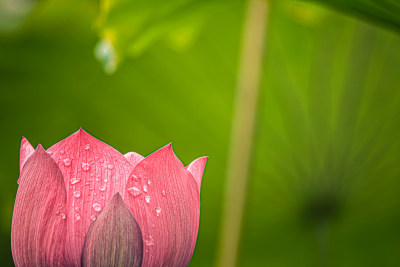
[{"x1": 216, "y1": 1, "x2": 268, "y2": 266}]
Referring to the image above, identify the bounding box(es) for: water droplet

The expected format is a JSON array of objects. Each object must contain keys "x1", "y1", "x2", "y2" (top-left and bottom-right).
[
  {"x1": 143, "y1": 185, "x2": 148, "y2": 192},
  {"x1": 144, "y1": 235, "x2": 154, "y2": 246},
  {"x1": 75, "y1": 213, "x2": 81, "y2": 221},
  {"x1": 81, "y1": 162, "x2": 91, "y2": 171},
  {"x1": 63, "y1": 158, "x2": 71, "y2": 167},
  {"x1": 92, "y1": 203, "x2": 102, "y2": 212},
  {"x1": 104, "y1": 179, "x2": 108, "y2": 183},
  {"x1": 61, "y1": 213, "x2": 66, "y2": 219},
  {"x1": 56, "y1": 210, "x2": 60, "y2": 215},
  {"x1": 99, "y1": 185, "x2": 106, "y2": 191},
  {"x1": 131, "y1": 174, "x2": 139, "y2": 180},
  {"x1": 107, "y1": 164, "x2": 114, "y2": 170},
  {"x1": 90, "y1": 215, "x2": 96, "y2": 221},
  {"x1": 145, "y1": 195, "x2": 150, "y2": 203},
  {"x1": 60, "y1": 149, "x2": 65, "y2": 155},
  {"x1": 47, "y1": 151, "x2": 53, "y2": 155},
  {"x1": 73, "y1": 191, "x2": 81, "y2": 198},
  {"x1": 156, "y1": 207, "x2": 161, "y2": 216},
  {"x1": 75, "y1": 207, "x2": 80, "y2": 212},
  {"x1": 127, "y1": 187, "x2": 141, "y2": 197},
  {"x1": 84, "y1": 144, "x2": 90, "y2": 150},
  {"x1": 70, "y1": 178, "x2": 81, "y2": 185},
  {"x1": 151, "y1": 224, "x2": 156, "y2": 228},
  {"x1": 148, "y1": 180, "x2": 152, "y2": 185},
  {"x1": 162, "y1": 190, "x2": 166, "y2": 196}
]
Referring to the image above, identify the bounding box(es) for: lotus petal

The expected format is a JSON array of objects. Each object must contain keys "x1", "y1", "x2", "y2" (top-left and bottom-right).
[
  {"x1": 12, "y1": 145, "x2": 67, "y2": 266},
  {"x1": 186, "y1": 156, "x2": 208, "y2": 193},
  {"x1": 19, "y1": 137, "x2": 34, "y2": 173},
  {"x1": 125, "y1": 152, "x2": 144, "y2": 168},
  {"x1": 47, "y1": 129, "x2": 135, "y2": 266},
  {"x1": 124, "y1": 144, "x2": 200, "y2": 267},
  {"x1": 82, "y1": 193, "x2": 143, "y2": 267}
]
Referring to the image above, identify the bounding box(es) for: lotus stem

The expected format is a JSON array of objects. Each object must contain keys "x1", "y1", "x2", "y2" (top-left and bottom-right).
[{"x1": 216, "y1": 0, "x2": 268, "y2": 266}]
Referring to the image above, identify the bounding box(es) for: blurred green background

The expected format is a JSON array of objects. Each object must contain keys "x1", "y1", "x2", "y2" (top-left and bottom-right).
[{"x1": 1, "y1": 0, "x2": 400, "y2": 266}]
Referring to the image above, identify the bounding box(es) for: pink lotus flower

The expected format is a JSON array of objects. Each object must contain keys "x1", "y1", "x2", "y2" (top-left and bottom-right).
[{"x1": 12, "y1": 129, "x2": 207, "y2": 266}]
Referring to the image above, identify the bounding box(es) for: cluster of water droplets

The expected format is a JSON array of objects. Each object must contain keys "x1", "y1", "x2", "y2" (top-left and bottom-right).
[
  {"x1": 55, "y1": 202, "x2": 66, "y2": 220},
  {"x1": 54, "y1": 142, "x2": 120, "y2": 235}
]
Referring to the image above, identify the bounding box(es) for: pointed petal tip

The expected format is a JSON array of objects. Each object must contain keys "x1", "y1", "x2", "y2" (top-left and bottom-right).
[
  {"x1": 165, "y1": 142, "x2": 173, "y2": 150},
  {"x1": 35, "y1": 144, "x2": 45, "y2": 152},
  {"x1": 19, "y1": 137, "x2": 35, "y2": 174},
  {"x1": 187, "y1": 156, "x2": 208, "y2": 192},
  {"x1": 76, "y1": 127, "x2": 89, "y2": 136},
  {"x1": 113, "y1": 192, "x2": 123, "y2": 201}
]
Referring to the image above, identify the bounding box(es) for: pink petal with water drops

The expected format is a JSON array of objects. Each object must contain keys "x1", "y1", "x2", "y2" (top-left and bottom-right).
[
  {"x1": 19, "y1": 137, "x2": 34, "y2": 173},
  {"x1": 82, "y1": 193, "x2": 143, "y2": 267},
  {"x1": 124, "y1": 144, "x2": 200, "y2": 267},
  {"x1": 47, "y1": 129, "x2": 135, "y2": 266},
  {"x1": 186, "y1": 156, "x2": 208, "y2": 193},
  {"x1": 125, "y1": 152, "x2": 144, "y2": 168},
  {"x1": 12, "y1": 145, "x2": 68, "y2": 266}
]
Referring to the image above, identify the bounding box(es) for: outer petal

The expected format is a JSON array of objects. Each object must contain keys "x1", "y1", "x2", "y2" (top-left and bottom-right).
[
  {"x1": 47, "y1": 129, "x2": 134, "y2": 266},
  {"x1": 124, "y1": 144, "x2": 200, "y2": 267},
  {"x1": 19, "y1": 137, "x2": 34, "y2": 173},
  {"x1": 186, "y1": 156, "x2": 208, "y2": 193},
  {"x1": 124, "y1": 152, "x2": 144, "y2": 169},
  {"x1": 82, "y1": 193, "x2": 143, "y2": 267},
  {"x1": 12, "y1": 145, "x2": 67, "y2": 266}
]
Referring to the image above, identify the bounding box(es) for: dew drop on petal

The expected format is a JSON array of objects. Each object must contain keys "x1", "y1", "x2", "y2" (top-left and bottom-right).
[
  {"x1": 75, "y1": 213, "x2": 81, "y2": 221},
  {"x1": 61, "y1": 213, "x2": 66, "y2": 219},
  {"x1": 104, "y1": 179, "x2": 108, "y2": 183},
  {"x1": 148, "y1": 180, "x2": 151, "y2": 185},
  {"x1": 144, "y1": 235, "x2": 154, "y2": 246},
  {"x1": 127, "y1": 187, "x2": 141, "y2": 197},
  {"x1": 143, "y1": 185, "x2": 148, "y2": 192},
  {"x1": 70, "y1": 178, "x2": 81, "y2": 185},
  {"x1": 73, "y1": 191, "x2": 81, "y2": 198},
  {"x1": 60, "y1": 149, "x2": 65, "y2": 155},
  {"x1": 75, "y1": 207, "x2": 80, "y2": 212},
  {"x1": 92, "y1": 203, "x2": 102, "y2": 212},
  {"x1": 63, "y1": 158, "x2": 71, "y2": 167},
  {"x1": 100, "y1": 159, "x2": 104, "y2": 163},
  {"x1": 99, "y1": 185, "x2": 106, "y2": 191},
  {"x1": 81, "y1": 162, "x2": 91, "y2": 171},
  {"x1": 90, "y1": 215, "x2": 96, "y2": 221},
  {"x1": 145, "y1": 195, "x2": 150, "y2": 203},
  {"x1": 131, "y1": 174, "x2": 139, "y2": 180},
  {"x1": 156, "y1": 207, "x2": 161, "y2": 216},
  {"x1": 107, "y1": 164, "x2": 114, "y2": 170},
  {"x1": 84, "y1": 144, "x2": 90, "y2": 150},
  {"x1": 162, "y1": 190, "x2": 166, "y2": 196}
]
